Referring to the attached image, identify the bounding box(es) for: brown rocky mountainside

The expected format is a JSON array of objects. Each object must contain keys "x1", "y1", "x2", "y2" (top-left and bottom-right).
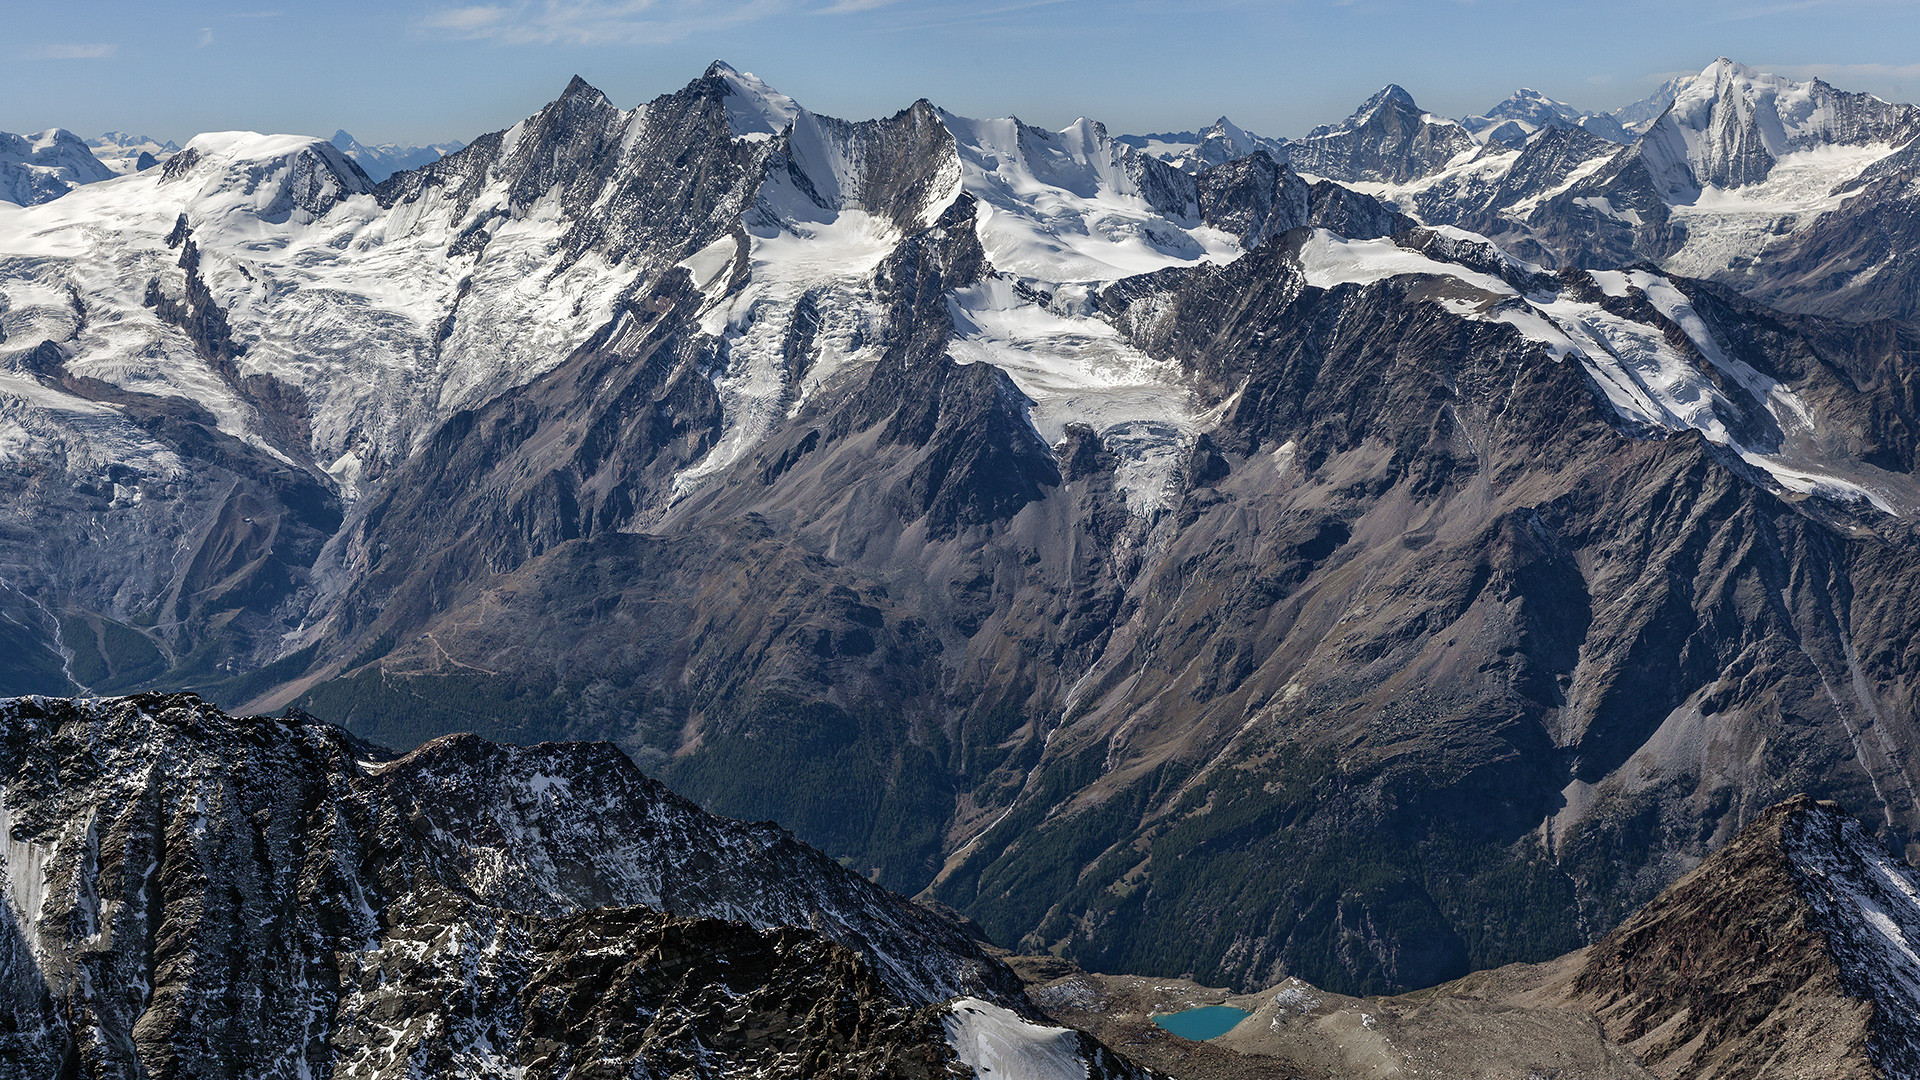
[
  {"x1": 1013, "y1": 797, "x2": 1920, "y2": 1080},
  {"x1": 11, "y1": 61, "x2": 1920, "y2": 1003}
]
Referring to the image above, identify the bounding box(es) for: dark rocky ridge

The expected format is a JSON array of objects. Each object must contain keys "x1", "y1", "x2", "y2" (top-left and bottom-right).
[{"x1": 0, "y1": 692, "x2": 1160, "y2": 1078}]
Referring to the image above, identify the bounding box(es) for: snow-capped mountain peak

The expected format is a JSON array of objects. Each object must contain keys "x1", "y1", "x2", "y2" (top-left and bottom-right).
[
  {"x1": 1117, "y1": 115, "x2": 1288, "y2": 175},
  {"x1": 1364, "y1": 83, "x2": 1418, "y2": 111},
  {"x1": 1290, "y1": 84, "x2": 1478, "y2": 183},
  {"x1": 1207, "y1": 115, "x2": 1252, "y2": 144},
  {"x1": 0, "y1": 127, "x2": 115, "y2": 206},
  {"x1": 706, "y1": 59, "x2": 802, "y2": 139},
  {"x1": 1641, "y1": 56, "x2": 1920, "y2": 195},
  {"x1": 1462, "y1": 87, "x2": 1629, "y2": 146},
  {"x1": 161, "y1": 130, "x2": 373, "y2": 226}
]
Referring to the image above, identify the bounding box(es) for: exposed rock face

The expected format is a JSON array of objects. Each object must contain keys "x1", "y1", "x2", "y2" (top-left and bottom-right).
[
  {"x1": 913, "y1": 233, "x2": 1920, "y2": 995},
  {"x1": 0, "y1": 692, "x2": 1126, "y2": 1079},
  {"x1": 1193, "y1": 152, "x2": 1411, "y2": 249},
  {"x1": 1538, "y1": 795, "x2": 1920, "y2": 1079},
  {"x1": 1569, "y1": 797, "x2": 1884, "y2": 1078},
  {"x1": 1404, "y1": 124, "x2": 1622, "y2": 237}
]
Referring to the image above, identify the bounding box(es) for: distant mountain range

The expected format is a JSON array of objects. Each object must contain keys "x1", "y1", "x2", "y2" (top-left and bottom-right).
[
  {"x1": 0, "y1": 128, "x2": 115, "y2": 205},
  {"x1": 328, "y1": 129, "x2": 467, "y2": 183},
  {"x1": 1124, "y1": 59, "x2": 1920, "y2": 321},
  {"x1": 0, "y1": 129, "x2": 462, "y2": 205},
  {"x1": 86, "y1": 131, "x2": 180, "y2": 175},
  {"x1": 1117, "y1": 75, "x2": 1685, "y2": 177}
]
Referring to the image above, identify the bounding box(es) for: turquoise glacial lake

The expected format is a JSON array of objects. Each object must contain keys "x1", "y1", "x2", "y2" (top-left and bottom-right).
[{"x1": 1150, "y1": 1005, "x2": 1251, "y2": 1041}]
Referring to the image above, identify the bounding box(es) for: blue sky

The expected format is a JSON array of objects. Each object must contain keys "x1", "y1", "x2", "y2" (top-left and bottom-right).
[{"x1": 8, "y1": 1, "x2": 1920, "y2": 146}]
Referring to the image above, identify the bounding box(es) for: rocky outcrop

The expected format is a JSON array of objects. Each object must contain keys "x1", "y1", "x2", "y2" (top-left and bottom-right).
[
  {"x1": 1568, "y1": 797, "x2": 1883, "y2": 1078},
  {"x1": 0, "y1": 692, "x2": 1080, "y2": 1078}
]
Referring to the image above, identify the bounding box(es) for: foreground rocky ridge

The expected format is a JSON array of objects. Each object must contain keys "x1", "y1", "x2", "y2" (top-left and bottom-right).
[
  {"x1": 5, "y1": 61, "x2": 1920, "y2": 999},
  {"x1": 0, "y1": 693, "x2": 1162, "y2": 1079}
]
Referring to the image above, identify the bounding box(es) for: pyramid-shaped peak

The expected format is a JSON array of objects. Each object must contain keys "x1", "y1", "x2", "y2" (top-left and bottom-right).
[
  {"x1": 705, "y1": 59, "x2": 741, "y2": 78},
  {"x1": 1324, "y1": 84, "x2": 1422, "y2": 131},
  {"x1": 1367, "y1": 84, "x2": 1418, "y2": 109},
  {"x1": 559, "y1": 75, "x2": 610, "y2": 107}
]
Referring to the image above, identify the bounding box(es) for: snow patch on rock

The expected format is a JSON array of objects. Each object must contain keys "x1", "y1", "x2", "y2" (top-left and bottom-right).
[{"x1": 945, "y1": 997, "x2": 1092, "y2": 1080}]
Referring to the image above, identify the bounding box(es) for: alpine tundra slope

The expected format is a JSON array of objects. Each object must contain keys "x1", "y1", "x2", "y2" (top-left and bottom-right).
[{"x1": 3, "y1": 61, "x2": 1920, "y2": 999}]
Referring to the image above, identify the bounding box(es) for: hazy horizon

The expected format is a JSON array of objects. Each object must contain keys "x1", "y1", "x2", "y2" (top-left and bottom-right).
[{"x1": 8, "y1": 0, "x2": 1920, "y2": 148}]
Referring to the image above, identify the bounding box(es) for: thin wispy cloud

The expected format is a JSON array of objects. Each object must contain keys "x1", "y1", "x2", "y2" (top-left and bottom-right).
[
  {"x1": 23, "y1": 43, "x2": 119, "y2": 60},
  {"x1": 1776, "y1": 62, "x2": 1920, "y2": 81},
  {"x1": 199, "y1": 27, "x2": 216, "y2": 47},
  {"x1": 815, "y1": 0, "x2": 900, "y2": 12},
  {"x1": 421, "y1": 0, "x2": 795, "y2": 45},
  {"x1": 868, "y1": 0, "x2": 1078, "y2": 32},
  {"x1": 1706, "y1": 0, "x2": 1907, "y2": 19}
]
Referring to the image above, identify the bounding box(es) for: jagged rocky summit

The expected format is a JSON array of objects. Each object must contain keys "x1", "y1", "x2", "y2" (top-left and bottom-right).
[{"x1": 0, "y1": 692, "x2": 1154, "y2": 1079}]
